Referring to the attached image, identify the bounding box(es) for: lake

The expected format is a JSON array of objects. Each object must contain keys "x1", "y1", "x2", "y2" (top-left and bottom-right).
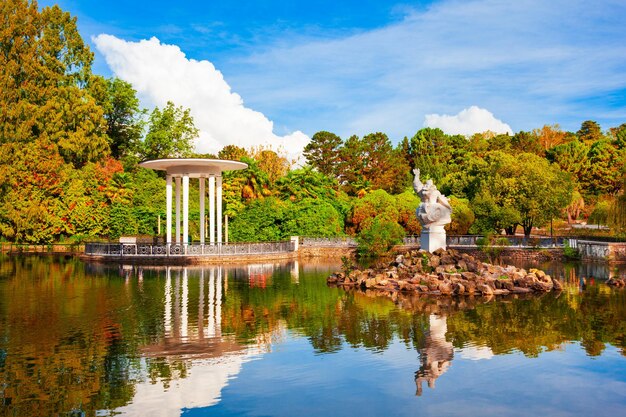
[{"x1": 1, "y1": 256, "x2": 626, "y2": 416}]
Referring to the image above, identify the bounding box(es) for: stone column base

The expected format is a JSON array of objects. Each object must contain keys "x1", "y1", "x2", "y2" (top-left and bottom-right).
[{"x1": 420, "y1": 225, "x2": 447, "y2": 253}]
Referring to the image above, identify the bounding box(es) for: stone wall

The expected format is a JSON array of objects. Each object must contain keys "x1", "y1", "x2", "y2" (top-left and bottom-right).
[
  {"x1": 298, "y1": 246, "x2": 356, "y2": 259},
  {"x1": 577, "y1": 240, "x2": 626, "y2": 262}
]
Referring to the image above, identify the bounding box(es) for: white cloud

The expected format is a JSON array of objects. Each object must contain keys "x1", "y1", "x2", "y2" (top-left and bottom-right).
[
  {"x1": 220, "y1": 0, "x2": 626, "y2": 138},
  {"x1": 92, "y1": 34, "x2": 309, "y2": 159},
  {"x1": 423, "y1": 106, "x2": 513, "y2": 136}
]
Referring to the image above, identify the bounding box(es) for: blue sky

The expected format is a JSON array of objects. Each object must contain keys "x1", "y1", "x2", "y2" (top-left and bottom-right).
[{"x1": 38, "y1": 0, "x2": 626, "y2": 154}]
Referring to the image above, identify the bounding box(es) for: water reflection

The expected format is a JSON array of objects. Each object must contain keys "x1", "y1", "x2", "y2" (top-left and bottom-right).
[
  {"x1": 414, "y1": 315, "x2": 454, "y2": 396},
  {"x1": 1, "y1": 258, "x2": 626, "y2": 416}
]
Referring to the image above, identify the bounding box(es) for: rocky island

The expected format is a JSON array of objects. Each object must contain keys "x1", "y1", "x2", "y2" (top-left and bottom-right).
[{"x1": 327, "y1": 248, "x2": 563, "y2": 296}]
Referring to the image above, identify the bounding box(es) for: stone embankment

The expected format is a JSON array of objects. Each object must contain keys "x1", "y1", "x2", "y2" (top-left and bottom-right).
[{"x1": 328, "y1": 248, "x2": 563, "y2": 296}]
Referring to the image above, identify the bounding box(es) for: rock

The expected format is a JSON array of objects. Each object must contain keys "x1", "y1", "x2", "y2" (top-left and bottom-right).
[
  {"x1": 438, "y1": 281, "x2": 453, "y2": 295},
  {"x1": 532, "y1": 281, "x2": 552, "y2": 292},
  {"x1": 551, "y1": 277, "x2": 563, "y2": 291},
  {"x1": 492, "y1": 289, "x2": 510, "y2": 296},
  {"x1": 530, "y1": 268, "x2": 546, "y2": 279},
  {"x1": 454, "y1": 282, "x2": 465, "y2": 295},
  {"x1": 500, "y1": 279, "x2": 515, "y2": 291},
  {"x1": 457, "y1": 260, "x2": 468, "y2": 271},
  {"x1": 449, "y1": 273, "x2": 462, "y2": 282},
  {"x1": 427, "y1": 277, "x2": 440, "y2": 291},
  {"x1": 417, "y1": 285, "x2": 429, "y2": 292},
  {"x1": 477, "y1": 283, "x2": 493, "y2": 295},
  {"x1": 429, "y1": 255, "x2": 441, "y2": 268},
  {"x1": 441, "y1": 255, "x2": 454, "y2": 265},
  {"x1": 363, "y1": 278, "x2": 376, "y2": 288},
  {"x1": 399, "y1": 281, "x2": 416, "y2": 292},
  {"x1": 461, "y1": 271, "x2": 478, "y2": 281},
  {"x1": 395, "y1": 254, "x2": 405, "y2": 265},
  {"x1": 444, "y1": 264, "x2": 457, "y2": 273},
  {"x1": 511, "y1": 287, "x2": 532, "y2": 294}
]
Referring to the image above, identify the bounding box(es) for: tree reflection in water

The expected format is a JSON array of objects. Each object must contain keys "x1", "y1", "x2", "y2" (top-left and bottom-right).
[{"x1": 1, "y1": 258, "x2": 626, "y2": 415}]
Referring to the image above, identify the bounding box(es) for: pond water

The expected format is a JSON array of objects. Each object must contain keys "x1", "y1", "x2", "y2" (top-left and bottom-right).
[{"x1": 1, "y1": 257, "x2": 626, "y2": 416}]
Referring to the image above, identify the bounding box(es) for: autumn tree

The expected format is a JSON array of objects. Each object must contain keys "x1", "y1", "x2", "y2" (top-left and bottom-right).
[
  {"x1": 252, "y1": 147, "x2": 291, "y2": 185},
  {"x1": 532, "y1": 124, "x2": 569, "y2": 150},
  {"x1": 0, "y1": 1, "x2": 109, "y2": 167},
  {"x1": 338, "y1": 133, "x2": 409, "y2": 195},
  {"x1": 218, "y1": 144, "x2": 249, "y2": 161}
]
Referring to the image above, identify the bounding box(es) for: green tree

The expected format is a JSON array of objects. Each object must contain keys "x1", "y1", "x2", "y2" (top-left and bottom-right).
[
  {"x1": 583, "y1": 140, "x2": 624, "y2": 196},
  {"x1": 282, "y1": 198, "x2": 344, "y2": 237},
  {"x1": 303, "y1": 131, "x2": 343, "y2": 177},
  {"x1": 356, "y1": 213, "x2": 405, "y2": 257},
  {"x1": 90, "y1": 76, "x2": 145, "y2": 160},
  {"x1": 546, "y1": 140, "x2": 590, "y2": 190},
  {"x1": 0, "y1": 1, "x2": 109, "y2": 167},
  {"x1": 510, "y1": 131, "x2": 543, "y2": 156},
  {"x1": 276, "y1": 167, "x2": 339, "y2": 202},
  {"x1": 229, "y1": 198, "x2": 286, "y2": 242},
  {"x1": 394, "y1": 191, "x2": 422, "y2": 235},
  {"x1": 577, "y1": 120, "x2": 603, "y2": 143},
  {"x1": 141, "y1": 101, "x2": 198, "y2": 160},
  {"x1": 472, "y1": 152, "x2": 572, "y2": 236},
  {"x1": 447, "y1": 196, "x2": 475, "y2": 235}
]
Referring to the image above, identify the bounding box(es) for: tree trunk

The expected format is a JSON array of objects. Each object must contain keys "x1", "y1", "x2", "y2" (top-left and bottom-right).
[{"x1": 505, "y1": 225, "x2": 517, "y2": 236}]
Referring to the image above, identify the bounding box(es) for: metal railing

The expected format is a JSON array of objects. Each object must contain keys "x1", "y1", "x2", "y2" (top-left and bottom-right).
[
  {"x1": 1, "y1": 242, "x2": 84, "y2": 254},
  {"x1": 444, "y1": 235, "x2": 565, "y2": 248},
  {"x1": 84, "y1": 241, "x2": 296, "y2": 257}
]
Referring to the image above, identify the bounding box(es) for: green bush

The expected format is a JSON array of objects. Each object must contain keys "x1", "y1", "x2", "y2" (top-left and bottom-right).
[{"x1": 356, "y1": 214, "x2": 405, "y2": 258}]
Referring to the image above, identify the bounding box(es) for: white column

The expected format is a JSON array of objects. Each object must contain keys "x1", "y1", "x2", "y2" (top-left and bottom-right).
[
  {"x1": 199, "y1": 177, "x2": 205, "y2": 245},
  {"x1": 209, "y1": 175, "x2": 216, "y2": 245},
  {"x1": 208, "y1": 267, "x2": 215, "y2": 337},
  {"x1": 183, "y1": 174, "x2": 189, "y2": 246},
  {"x1": 217, "y1": 175, "x2": 223, "y2": 244},
  {"x1": 175, "y1": 177, "x2": 181, "y2": 244},
  {"x1": 181, "y1": 268, "x2": 188, "y2": 339},
  {"x1": 164, "y1": 267, "x2": 172, "y2": 336},
  {"x1": 216, "y1": 266, "x2": 222, "y2": 336},
  {"x1": 166, "y1": 175, "x2": 172, "y2": 244},
  {"x1": 199, "y1": 269, "x2": 205, "y2": 339}
]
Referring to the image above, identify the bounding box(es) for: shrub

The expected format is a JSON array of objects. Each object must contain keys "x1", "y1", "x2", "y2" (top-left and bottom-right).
[{"x1": 356, "y1": 214, "x2": 405, "y2": 258}]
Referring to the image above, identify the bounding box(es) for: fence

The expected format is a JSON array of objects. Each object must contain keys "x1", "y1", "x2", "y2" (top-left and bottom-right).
[
  {"x1": 301, "y1": 235, "x2": 568, "y2": 249},
  {"x1": 84, "y1": 241, "x2": 296, "y2": 257},
  {"x1": 444, "y1": 235, "x2": 566, "y2": 248},
  {"x1": 1, "y1": 242, "x2": 83, "y2": 254}
]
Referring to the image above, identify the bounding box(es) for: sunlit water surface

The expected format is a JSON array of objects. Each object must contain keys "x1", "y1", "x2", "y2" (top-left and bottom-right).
[{"x1": 1, "y1": 257, "x2": 626, "y2": 416}]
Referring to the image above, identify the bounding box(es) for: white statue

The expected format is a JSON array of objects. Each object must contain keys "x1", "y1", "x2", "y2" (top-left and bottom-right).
[
  {"x1": 413, "y1": 169, "x2": 452, "y2": 252},
  {"x1": 413, "y1": 169, "x2": 452, "y2": 227}
]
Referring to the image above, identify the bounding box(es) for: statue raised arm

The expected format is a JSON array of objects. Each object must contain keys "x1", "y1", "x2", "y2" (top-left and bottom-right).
[{"x1": 412, "y1": 168, "x2": 423, "y2": 194}]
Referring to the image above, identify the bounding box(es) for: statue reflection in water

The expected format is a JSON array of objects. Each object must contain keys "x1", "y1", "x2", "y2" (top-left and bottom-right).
[{"x1": 415, "y1": 314, "x2": 454, "y2": 396}]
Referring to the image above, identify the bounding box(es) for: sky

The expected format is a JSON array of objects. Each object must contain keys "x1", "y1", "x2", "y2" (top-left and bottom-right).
[{"x1": 39, "y1": 0, "x2": 626, "y2": 156}]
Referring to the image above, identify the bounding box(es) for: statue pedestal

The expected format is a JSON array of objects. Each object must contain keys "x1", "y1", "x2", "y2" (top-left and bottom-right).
[{"x1": 420, "y1": 225, "x2": 447, "y2": 253}]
